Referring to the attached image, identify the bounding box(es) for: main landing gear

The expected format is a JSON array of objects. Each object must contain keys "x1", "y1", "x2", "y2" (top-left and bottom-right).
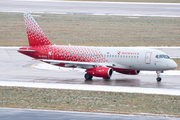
[
  {"x1": 103, "y1": 77, "x2": 110, "y2": 80},
  {"x1": 84, "y1": 73, "x2": 93, "y2": 80},
  {"x1": 156, "y1": 71, "x2": 163, "y2": 82}
]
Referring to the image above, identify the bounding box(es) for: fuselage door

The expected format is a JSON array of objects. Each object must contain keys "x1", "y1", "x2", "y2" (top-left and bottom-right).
[{"x1": 145, "y1": 52, "x2": 152, "y2": 64}]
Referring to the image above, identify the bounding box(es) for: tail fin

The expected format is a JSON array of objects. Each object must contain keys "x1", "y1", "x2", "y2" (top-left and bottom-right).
[{"x1": 24, "y1": 13, "x2": 52, "y2": 46}]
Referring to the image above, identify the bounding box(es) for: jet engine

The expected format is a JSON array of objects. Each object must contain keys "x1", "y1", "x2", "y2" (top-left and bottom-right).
[
  {"x1": 86, "y1": 67, "x2": 113, "y2": 78},
  {"x1": 116, "y1": 70, "x2": 140, "y2": 75}
]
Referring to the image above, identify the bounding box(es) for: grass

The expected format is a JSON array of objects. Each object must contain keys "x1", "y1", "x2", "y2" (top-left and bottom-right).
[
  {"x1": 0, "y1": 86, "x2": 180, "y2": 117},
  {"x1": 0, "y1": 12, "x2": 180, "y2": 46}
]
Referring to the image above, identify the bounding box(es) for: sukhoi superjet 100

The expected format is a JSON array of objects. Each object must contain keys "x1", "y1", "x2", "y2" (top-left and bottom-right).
[{"x1": 18, "y1": 13, "x2": 177, "y2": 82}]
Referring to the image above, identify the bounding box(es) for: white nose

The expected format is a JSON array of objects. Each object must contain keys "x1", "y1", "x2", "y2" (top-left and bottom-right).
[{"x1": 169, "y1": 60, "x2": 177, "y2": 70}]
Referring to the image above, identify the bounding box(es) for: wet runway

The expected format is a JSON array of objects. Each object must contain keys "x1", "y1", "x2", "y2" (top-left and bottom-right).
[
  {"x1": 1, "y1": 108, "x2": 178, "y2": 120},
  {"x1": 0, "y1": 47, "x2": 180, "y2": 89},
  {"x1": 1, "y1": 0, "x2": 180, "y2": 17}
]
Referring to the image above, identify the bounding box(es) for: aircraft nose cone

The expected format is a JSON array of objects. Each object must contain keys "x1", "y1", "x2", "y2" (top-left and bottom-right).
[{"x1": 170, "y1": 60, "x2": 178, "y2": 70}]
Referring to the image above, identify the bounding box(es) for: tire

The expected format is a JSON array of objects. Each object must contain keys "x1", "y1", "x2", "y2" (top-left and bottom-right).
[
  {"x1": 156, "y1": 77, "x2": 162, "y2": 82},
  {"x1": 84, "y1": 73, "x2": 93, "y2": 80},
  {"x1": 103, "y1": 77, "x2": 110, "y2": 80}
]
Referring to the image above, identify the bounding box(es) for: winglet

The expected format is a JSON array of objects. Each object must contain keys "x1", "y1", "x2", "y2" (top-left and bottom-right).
[{"x1": 24, "y1": 13, "x2": 52, "y2": 46}]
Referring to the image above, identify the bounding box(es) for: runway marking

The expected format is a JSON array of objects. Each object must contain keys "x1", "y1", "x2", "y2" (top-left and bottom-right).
[{"x1": 30, "y1": 62, "x2": 42, "y2": 70}]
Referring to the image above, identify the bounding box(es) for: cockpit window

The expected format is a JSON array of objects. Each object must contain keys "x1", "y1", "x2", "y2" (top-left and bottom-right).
[
  {"x1": 156, "y1": 55, "x2": 158, "y2": 58},
  {"x1": 155, "y1": 54, "x2": 170, "y2": 59}
]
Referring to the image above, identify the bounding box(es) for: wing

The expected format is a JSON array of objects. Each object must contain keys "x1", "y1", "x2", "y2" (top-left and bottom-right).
[{"x1": 40, "y1": 59, "x2": 127, "y2": 70}]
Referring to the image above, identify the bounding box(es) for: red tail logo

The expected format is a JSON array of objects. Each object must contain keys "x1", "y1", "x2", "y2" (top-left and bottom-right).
[{"x1": 24, "y1": 13, "x2": 52, "y2": 46}]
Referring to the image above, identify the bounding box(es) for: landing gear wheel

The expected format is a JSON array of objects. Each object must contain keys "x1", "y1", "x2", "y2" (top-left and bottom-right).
[
  {"x1": 103, "y1": 77, "x2": 110, "y2": 80},
  {"x1": 156, "y1": 77, "x2": 162, "y2": 82},
  {"x1": 156, "y1": 71, "x2": 163, "y2": 82},
  {"x1": 84, "y1": 73, "x2": 93, "y2": 80}
]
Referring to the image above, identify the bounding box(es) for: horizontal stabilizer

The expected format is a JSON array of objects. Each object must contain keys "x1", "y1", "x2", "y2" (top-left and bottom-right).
[{"x1": 18, "y1": 49, "x2": 36, "y2": 52}]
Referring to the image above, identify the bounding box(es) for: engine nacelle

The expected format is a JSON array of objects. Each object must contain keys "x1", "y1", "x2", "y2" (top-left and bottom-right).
[
  {"x1": 86, "y1": 67, "x2": 113, "y2": 78},
  {"x1": 116, "y1": 70, "x2": 140, "y2": 75}
]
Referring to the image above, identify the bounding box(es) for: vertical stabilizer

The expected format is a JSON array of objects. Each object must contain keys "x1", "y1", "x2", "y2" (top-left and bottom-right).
[{"x1": 24, "y1": 13, "x2": 52, "y2": 46}]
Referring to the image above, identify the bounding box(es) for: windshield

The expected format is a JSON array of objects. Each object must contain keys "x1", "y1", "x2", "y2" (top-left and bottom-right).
[{"x1": 155, "y1": 54, "x2": 170, "y2": 59}]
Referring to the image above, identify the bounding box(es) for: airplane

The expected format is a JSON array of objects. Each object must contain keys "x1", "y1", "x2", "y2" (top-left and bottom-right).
[{"x1": 18, "y1": 13, "x2": 177, "y2": 82}]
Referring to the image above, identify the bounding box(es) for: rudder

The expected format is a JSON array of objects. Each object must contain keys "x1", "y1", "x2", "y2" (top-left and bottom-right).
[{"x1": 24, "y1": 13, "x2": 52, "y2": 46}]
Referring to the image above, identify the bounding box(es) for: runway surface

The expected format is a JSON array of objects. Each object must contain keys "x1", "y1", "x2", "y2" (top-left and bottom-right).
[
  {"x1": 0, "y1": 47, "x2": 180, "y2": 90},
  {"x1": 1, "y1": 108, "x2": 178, "y2": 120},
  {"x1": 0, "y1": 0, "x2": 180, "y2": 17}
]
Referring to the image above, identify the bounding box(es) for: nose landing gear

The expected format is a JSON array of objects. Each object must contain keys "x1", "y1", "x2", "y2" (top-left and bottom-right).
[{"x1": 156, "y1": 71, "x2": 163, "y2": 82}]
